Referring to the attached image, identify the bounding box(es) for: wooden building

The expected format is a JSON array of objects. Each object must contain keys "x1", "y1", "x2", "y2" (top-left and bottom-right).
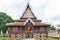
[{"x1": 6, "y1": 4, "x2": 50, "y2": 40}]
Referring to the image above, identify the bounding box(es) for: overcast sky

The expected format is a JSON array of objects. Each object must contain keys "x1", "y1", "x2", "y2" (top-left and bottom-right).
[{"x1": 0, "y1": 0, "x2": 60, "y2": 27}]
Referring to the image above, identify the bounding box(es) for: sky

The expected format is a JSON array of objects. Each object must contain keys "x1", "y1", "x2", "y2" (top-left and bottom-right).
[{"x1": 0, "y1": 0, "x2": 60, "y2": 28}]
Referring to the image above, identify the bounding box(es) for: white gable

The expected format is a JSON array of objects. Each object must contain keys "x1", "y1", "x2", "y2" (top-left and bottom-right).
[
  {"x1": 23, "y1": 7, "x2": 34, "y2": 18},
  {"x1": 21, "y1": 5, "x2": 36, "y2": 19}
]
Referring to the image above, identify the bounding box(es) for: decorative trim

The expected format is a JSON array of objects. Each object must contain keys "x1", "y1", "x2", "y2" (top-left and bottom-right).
[{"x1": 20, "y1": 4, "x2": 37, "y2": 19}]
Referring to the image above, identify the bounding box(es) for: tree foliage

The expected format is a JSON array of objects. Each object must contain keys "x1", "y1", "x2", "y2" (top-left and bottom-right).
[
  {"x1": 48, "y1": 25, "x2": 56, "y2": 30},
  {"x1": 0, "y1": 12, "x2": 14, "y2": 34}
]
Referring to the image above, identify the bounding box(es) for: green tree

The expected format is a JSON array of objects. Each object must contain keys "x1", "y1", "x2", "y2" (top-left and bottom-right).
[
  {"x1": 0, "y1": 12, "x2": 14, "y2": 34},
  {"x1": 48, "y1": 25, "x2": 56, "y2": 30}
]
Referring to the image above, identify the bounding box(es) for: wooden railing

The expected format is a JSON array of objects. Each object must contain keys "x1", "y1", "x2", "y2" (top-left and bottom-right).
[{"x1": 9, "y1": 30, "x2": 47, "y2": 34}]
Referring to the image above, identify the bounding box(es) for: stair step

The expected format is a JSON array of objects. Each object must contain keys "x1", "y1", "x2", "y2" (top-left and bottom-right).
[{"x1": 23, "y1": 38, "x2": 36, "y2": 40}]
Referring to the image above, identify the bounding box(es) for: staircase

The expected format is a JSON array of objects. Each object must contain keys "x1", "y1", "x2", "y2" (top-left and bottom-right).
[{"x1": 23, "y1": 38, "x2": 36, "y2": 40}]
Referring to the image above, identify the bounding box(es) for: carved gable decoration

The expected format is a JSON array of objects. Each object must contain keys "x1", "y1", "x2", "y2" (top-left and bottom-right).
[{"x1": 21, "y1": 5, "x2": 36, "y2": 19}]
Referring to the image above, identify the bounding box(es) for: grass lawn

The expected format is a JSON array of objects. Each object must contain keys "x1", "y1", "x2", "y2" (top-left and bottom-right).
[
  {"x1": 0, "y1": 37, "x2": 60, "y2": 40},
  {"x1": 48, "y1": 37, "x2": 60, "y2": 40},
  {"x1": 0, "y1": 37, "x2": 10, "y2": 40}
]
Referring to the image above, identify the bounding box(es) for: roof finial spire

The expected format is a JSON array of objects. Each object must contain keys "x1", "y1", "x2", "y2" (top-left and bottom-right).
[
  {"x1": 27, "y1": 0, "x2": 30, "y2": 5},
  {"x1": 20, "y1": 0, "x2": 36, "y2": 19}
]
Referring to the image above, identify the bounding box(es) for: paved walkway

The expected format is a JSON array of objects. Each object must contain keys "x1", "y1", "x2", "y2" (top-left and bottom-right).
[{"x1": 23, "y1": 38, "x2": 36, "y2": 40}]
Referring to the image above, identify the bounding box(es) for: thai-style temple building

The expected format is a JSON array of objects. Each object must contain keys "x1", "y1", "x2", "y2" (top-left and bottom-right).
[{"x1": 6, "y1": 4, "x2": 50, "y2": 40}]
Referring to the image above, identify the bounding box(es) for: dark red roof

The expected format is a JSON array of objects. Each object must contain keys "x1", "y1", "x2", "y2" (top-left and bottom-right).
[{"x1": 6, "y1": 21, "x2": 50, "y2": 27}]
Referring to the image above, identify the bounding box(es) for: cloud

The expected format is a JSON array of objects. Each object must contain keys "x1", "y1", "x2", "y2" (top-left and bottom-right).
[
  {"x1": 30, "y1": 0, "x2": 47, "y2": 7},
  {"x1": 44, "y1": 0, "x2": 60, "y2": 19},
  {"x1": 0, "y1": 0, "x2": 60, "y2": 25},
  {"x1": 30, "y1": 0, "x2": 48, "y2": 20},
  {"x1": 0, "y1": 0, "x2": 25, "y2": 6},
  {"x1": 0, "y1": 0, "x2": 27, "y2": 20},
  {"x1": 50, "y1": 16, "x2": 60, "y2": 21},
  {"x1": 0, "y1": 0, "x2": 48, "y2": 20},
  {"x1": 43, "y1": 0, "x2": 60, "y2": 25},
  {"x1": 55, "y1": 20, "x2": 60, "y2": 25}
]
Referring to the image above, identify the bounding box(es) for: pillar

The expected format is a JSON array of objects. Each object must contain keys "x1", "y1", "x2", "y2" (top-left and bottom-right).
[
  {"x1": 23, "y1": 33, "x2": 26, "y2": 39},
  {"x1": 46, "y1": 33, "x2": 48, "y2": 40},
  {"x1": 46, "y1": 29, "x2": 48, "y2": 40},
  {"x1": 41, "y1": 33, "x2": 44, "y2": 40},
  {"x1": 11, "y1": 34, "x2": 15, "y2": 40},
  {"x1": 20, "y1": 33, "x2": 23, "y2": 40},
  {"x1": 18, "y1": 34, "x2": 22, "y2": 40},
  {"x1": 37, "y1": 33, "x2": 40, "y2": 40},
  {"x1": 40, "y1": 33, "x2": 42, "y2": 40},
  {"x1": 33, "y1": 33, "x2": 37, "y2": 40}
]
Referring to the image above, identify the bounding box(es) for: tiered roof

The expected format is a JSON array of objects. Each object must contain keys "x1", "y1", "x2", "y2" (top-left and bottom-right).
[{"x1": 6, "y1": 4, "x2": 50, "y2": 27}]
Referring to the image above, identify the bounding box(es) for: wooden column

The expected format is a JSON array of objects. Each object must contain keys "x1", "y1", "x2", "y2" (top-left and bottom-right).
[
  {"x1": 46, "y1": 32, "x2": 48, "y2": 40},
  {"x1": 25, "y1": 26, "x2": 27, "y2": 38},
  {"x1": 20, "y1": 27, "x2": 21, "y2": 33},
  {"x1": 46, "y1": 27, "x2": 48, "y2": 40},
  {"x1": 23, "y1": 26, "x2": 26, "y2": 39},
  {"x1": 33, "y1": 27, "x2": 34, "y2": 33},
  {"x1": 35, "y1": 26, "x2": 37, "y2": 34},
  {"x1": 36, "y1": 27, "x2": 38, "y2": 40}
]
